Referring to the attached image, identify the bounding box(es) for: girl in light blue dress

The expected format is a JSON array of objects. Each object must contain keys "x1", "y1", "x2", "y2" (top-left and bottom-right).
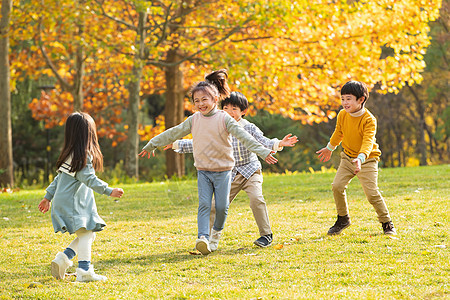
[{"x1": 38, "y1": 112, "x2": 124, "y2": 282}]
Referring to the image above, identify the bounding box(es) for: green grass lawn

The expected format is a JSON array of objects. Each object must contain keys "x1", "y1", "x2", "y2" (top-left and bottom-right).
[{"x1": 0, "y1": 165, "x2": 449, "y2": 299}]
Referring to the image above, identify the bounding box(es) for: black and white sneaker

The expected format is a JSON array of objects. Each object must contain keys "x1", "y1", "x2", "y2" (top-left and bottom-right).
[{"x1": 254, "y1": 234, "x2": 273, "y2": 247}]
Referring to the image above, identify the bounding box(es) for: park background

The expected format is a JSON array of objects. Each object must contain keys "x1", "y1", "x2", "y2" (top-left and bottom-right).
[
  {"x1": 0, "y1": 0, "x2": 448, "y2": 188},
  {"x1": 0, "y1": 1, "x2": 448, "y2": 299}
]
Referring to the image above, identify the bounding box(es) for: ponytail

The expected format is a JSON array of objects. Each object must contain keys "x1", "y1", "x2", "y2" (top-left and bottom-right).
[{"x1": 205, "y1": 69, "x2": 231, "y2": 101}]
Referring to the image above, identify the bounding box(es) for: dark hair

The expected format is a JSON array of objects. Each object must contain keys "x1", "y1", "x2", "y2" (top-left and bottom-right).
[
  {"x1": 56, "y1": 112, "x2": 103, "y2": 173},
  {"x1": 340, "y1": 81, "x2": 369, "y2": 103},
  {"x1": 190, "y1": 69, "x2": 231, "y2": 101},
  {"x1": 221, "y1": 91, "x2": 249, "y2": 113}
]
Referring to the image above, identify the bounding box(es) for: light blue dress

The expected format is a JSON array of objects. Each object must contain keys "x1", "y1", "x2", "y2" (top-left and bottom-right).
[{"x1": 44, "y1": 157, "x2": 113, "y2": 234}]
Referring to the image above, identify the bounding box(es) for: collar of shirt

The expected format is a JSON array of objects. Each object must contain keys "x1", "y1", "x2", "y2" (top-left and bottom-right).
[
  {"x1": 238, "y1": 118, "x2": 251, "y2": 127},
  {"x1": 349, "y1": 107, "x2": 366, "y2": 117},
  {"x1": 205, "y1": 106, "x2": 218, "y2": 117}
]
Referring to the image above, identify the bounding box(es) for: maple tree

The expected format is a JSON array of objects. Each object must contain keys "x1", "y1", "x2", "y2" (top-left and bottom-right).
[
  {"x1": 12, "y1": 0, "x2": 129, "y2": 142},
  {"x1": 369, "y1": 1, "x2": 449, "y2": 167}
]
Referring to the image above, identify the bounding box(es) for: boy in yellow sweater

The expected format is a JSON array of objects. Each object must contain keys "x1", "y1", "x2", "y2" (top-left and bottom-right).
[{"x1": 316, "y1": 81, "x2": 396, "y2": 236}]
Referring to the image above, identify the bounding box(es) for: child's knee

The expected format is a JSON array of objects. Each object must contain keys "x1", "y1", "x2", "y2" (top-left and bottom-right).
[
  {"x1": 332, "y1": 182, "x2": 346, "y2": 193},
  {"x1": 249, "y1": 196, "x2": 266, "y2": 210},
  {"x1": 214, "y1": 202, "x2": 228, "y2": 215}
]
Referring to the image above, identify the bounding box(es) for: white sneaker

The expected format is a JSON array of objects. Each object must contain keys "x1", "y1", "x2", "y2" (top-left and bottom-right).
[
  {"x1": 195, "y1": 236, "x2": 211, "y2": 255},
  {"x1": 51, "y1": 252, "x2": 73, "y2": 280},
  {"x1": 209, "y1": 228, "x2": 222, "y2": 252},
  {"x1": 76, "y1": 266, "x2": 107, "y2": 282}
]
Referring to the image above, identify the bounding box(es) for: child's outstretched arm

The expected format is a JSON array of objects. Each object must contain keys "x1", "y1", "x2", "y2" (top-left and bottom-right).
[
  {"x1": 316, "y1": 147, "x2": 332, "y2": 162},
  {"x1": 139, "y1": 117, "x2": 193, "y2": 159},
  {"x1": 110, "y1": 188, "x2": 124, "y2": 198},
  {"x1": 164, "y1": 140, "x2": 193, "y2": 154},
  {"x1": 39, "y1": 174, "x2": 61, "y2": 213},
  {"x1": 243, "y1": 123, "x2": 296, "y2": 151},
  {"x1": 225, "y1": 115, "x2": 277, "y2": 164},
  {"x1": 138, "y1": 149, "x2": 155, "y2": 158},
  {"x1": 76, "y1": 158, "x2": 115, "y2": 196},
  {"x1": 351, "y1": 158, "x2": 362, "y2": 174},
  {"x1": 265, "y1": 151, "x2": 278, "y2": 164},
  {"x1": 38, "y1": 198, "x2": 50, "y2": 213},
  {"x1": 280, "y1": 134, "x2": 298, "y2": 147}
]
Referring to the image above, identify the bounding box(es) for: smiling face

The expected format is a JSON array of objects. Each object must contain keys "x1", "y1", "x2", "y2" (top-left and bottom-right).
[
  {"x1": 222, "y1": 104, "x2": 247, "y2": 122},
  {"x1": 193, "y1": 89, "x2": 218, "y2": 115},
  {"x1": 341, "y1": 94, "x2": 365, "y2": 114}
]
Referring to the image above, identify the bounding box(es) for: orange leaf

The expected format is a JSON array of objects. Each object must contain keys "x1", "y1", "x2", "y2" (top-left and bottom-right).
[{"x1": 274, "y1": 244, "x2": 283, "y2": 250}]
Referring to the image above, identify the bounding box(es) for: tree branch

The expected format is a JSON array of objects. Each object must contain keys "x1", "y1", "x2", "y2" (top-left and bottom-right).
[
  {"x1": 37, "y1": 20, "x2": 72, "y2": 91},
  {"x1": 146, "y1": 19, "x2": 250, "y2": 68},
  {"x1": 94, "y1": 0, "x2": 137, "y2": 30},
  {"x1": 151, "y1": 2, "x2": 173, "y2": 48}
]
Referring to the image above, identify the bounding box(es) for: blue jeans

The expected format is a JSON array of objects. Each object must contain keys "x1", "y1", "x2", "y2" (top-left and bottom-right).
[{"x1": 197, "y1": 170, "x2": 231, "y2": 239}]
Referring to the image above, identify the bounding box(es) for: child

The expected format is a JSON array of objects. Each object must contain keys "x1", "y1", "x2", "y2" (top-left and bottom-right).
[
  {"x1": 139, "y1": 70, "x2": 278, "y2": 255},
  {"x1": 167, "y1": 91, "x2": 298, "y2": 248},
  {"x1": 38, "y1": 112, "x2": 124, "y2": 282},
  {"x1": 316, "y1": 81, "x2": 396, "y2": 236}
]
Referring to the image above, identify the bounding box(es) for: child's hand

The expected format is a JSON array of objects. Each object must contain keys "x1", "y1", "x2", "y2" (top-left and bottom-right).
[
  {"x1": 316, "y1": 147, "x2": 332, "y2": 162},
  {"x1": 265, "y1": 151, "x2": 278, "y2": 164},
  {"x1": 139, "y1": 149, "x2": 155, "y2": 159},
  {"x1": 38, "y1": 198, "x2": 50, "y2": 213},
  {"x1": 163, "y1": 144, "x2": 173, "y2": 151},
  {"x1": 110, "y1": 188, "x2": 124, "y2": 198},
  {"x1": 280, "y1": 134, "x2": 298, "y2": 147},
  {"x1": 352, "y1": 158, "x2": 361, "y2": 174}
]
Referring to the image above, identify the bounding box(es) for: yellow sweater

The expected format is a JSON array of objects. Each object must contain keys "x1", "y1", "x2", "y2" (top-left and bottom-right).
[{"x1": 329, "y1": 109, "x2": 381, "y2": 159}]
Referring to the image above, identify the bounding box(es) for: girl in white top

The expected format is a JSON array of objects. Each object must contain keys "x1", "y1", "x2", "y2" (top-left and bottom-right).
[{"x1": 139, "y1": 70, "x2": 277, "y2": 255}]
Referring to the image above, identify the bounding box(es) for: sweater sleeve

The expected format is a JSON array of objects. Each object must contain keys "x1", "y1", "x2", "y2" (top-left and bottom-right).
[
  {"x1": 225, "y1": 116, "x2": 271, "y2": 159},
  {"x1": 174, "y1": 139, "x2": 194, "y2": 154},
  {"x1": 75, "y1": 159, "x2": 113, "y2": 196},
  {"x1": 44, "y1": 174, "x2": 60, "y2": 201},
  {"x1": 248, "y1": 123, "x2": 280, "y2": 151},
  {"x1": 142, "y1": 116, "x2": 193, "y2": 152},
  {"x1": 329, "y1": 110, "x2": 344, "y2": 148},
  {"x1": 360, "y1": 115, "x2": 377, "y2": 158}
]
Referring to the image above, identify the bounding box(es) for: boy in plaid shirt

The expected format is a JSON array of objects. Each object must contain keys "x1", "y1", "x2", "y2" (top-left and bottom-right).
[{"x1": 166, "y1": 92, "x2": 298, "y2": 247}]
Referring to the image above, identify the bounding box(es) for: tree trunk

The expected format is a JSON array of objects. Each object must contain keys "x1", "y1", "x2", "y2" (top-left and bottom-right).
[
  {"x1": 408, "y1": 86, "x2": 428, "y2": 166},
  {"x1": 73, "y1": 44, "x2": 84, "y2": 111},
  {"x1": 0, "y1": 0, "x2": 13, "y2": 187},
  {"x1": 164, "y1": 49, "x2": 185, "y2": 178},
  {"x1": 124, "y1": 12, "x2": 146, "y2": 179},
  {"x1": 73, "y1": 0, "x2": 85, "y2": 111}
]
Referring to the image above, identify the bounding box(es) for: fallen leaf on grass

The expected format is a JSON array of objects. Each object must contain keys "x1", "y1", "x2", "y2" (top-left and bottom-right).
[
  {"x1": 188, "y1": 251, "x2": 202, "y2": 255},
  {"x1": 1, "y1": 188, "x2": 13, "y2": 194},
  {"x1": 387, "y1": 235, "x2": 399, "y2": 240},
  {"x1": 274, "y1": 244, "x2": 283, "y2": 250}
]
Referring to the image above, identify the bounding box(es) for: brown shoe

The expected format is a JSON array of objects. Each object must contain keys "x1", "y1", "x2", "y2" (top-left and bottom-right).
[{"x1": 327, "y1": 215, "x2": 351, "y2": 235}]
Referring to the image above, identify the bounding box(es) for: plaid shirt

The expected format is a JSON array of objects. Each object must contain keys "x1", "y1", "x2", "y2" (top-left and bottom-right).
[{"x1": 176, "y1": 119, "x2": 280, "y2": 181}]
